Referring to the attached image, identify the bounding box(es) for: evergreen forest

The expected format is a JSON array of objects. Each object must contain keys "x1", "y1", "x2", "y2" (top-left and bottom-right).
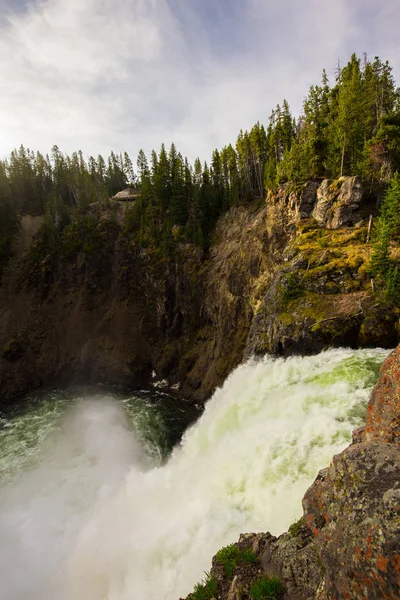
[{"x1": 1, "y1": 53, "x2": 400, "y2": 288}]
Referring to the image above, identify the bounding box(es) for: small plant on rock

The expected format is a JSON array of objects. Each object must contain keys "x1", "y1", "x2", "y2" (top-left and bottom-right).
[
  {"x1": 189, "y1": 572, "x2": 217, "y2": 600},
  {"x1": 249, "y1": 575, "x2": 284, "y2": 600},
  {"x1": 215, "y1": 543, "x2": 258, "y2": 578},
  {"x1": 280, "y1": 272, "x2": 304, "y2": 305},
  {"x1": 288, "y1": 516, "x2": 306, "y2": 537}
]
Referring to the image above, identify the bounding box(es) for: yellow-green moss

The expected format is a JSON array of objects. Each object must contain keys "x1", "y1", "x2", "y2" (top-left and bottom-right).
[
  {"x1": 288, "y1": 225, "x2": 371, "y2": 297},
  {"x1": 328, "y1": 179, "x2": 342, "y2": 195},
  {"x1": 296, "y1": 219, "x2": 320, "y2": 234},
  {"x1": 278, "y1": 312, "x2": 295, "y2": 326},
  {"x1": 289, "y1": 293, "x2": 332, "y2": 322}
]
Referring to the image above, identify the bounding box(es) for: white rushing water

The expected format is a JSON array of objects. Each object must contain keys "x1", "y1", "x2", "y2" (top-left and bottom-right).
[{"x1": 0, "y1": 348, "x2": 389, "y2": 600}]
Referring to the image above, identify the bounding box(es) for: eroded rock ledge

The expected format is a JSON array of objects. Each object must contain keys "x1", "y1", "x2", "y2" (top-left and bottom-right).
[{"x1": 182, "y1": 346, "x2": 400, "y2": 600}]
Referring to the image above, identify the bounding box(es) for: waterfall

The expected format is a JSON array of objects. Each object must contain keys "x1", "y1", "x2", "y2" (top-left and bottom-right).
[{"x1": 0, "y1": 348, "x2": 388, "y2": 600}]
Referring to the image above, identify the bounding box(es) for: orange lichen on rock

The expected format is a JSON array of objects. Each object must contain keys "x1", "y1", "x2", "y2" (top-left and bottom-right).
[
  {"x1": 363, "y1": 346, "x2": 400, "y2": 444},
  {"x1": 301, "y1": 345, "x2": 400, "y2": 599}
]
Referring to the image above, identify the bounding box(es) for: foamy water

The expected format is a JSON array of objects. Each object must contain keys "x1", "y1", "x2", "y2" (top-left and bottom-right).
[{"x1": 0, "y1": 348, "x2": 388, "y2": 600}]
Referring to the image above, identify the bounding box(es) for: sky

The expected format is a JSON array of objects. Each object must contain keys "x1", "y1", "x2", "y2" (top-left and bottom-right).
[{"x1": 0, "y1": 0, "x2": 399, "y2": 164}]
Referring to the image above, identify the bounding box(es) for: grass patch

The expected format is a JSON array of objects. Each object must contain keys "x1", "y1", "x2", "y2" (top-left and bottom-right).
[
  {"x1": 288, "y1": 516, "x2": 306, "y2": 537},
  {"x1": 189, "y1": 572, "x2": 217, "y2": 600},
  {"x1": 250, "y1": 575, "x2": 284, "y2": 600},
  {"x1": 215, "y1": 543, "x2": 258, "y2": 578}
]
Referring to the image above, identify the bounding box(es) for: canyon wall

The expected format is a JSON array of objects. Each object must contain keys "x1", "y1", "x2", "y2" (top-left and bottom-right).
[{"x1": 0, "y1": 177, "x2": 396, "y2": 405}]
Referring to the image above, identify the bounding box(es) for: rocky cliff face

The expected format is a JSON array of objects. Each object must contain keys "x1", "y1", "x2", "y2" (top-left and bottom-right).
[
  {"x1": 0, "y1": 176, "x2": 397, "y2": 405},
  {"x1": 246, "y1": 176, "x2": 394, "y2": 357},
  {"x1": 0, "y1": 203, "x2": 271, "y2": 404},
  {"x1": 182, "y1": 344, "x2": 400, "y2": 600}
]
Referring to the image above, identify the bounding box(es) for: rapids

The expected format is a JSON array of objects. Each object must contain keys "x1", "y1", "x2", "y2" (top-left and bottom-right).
[{"x1": 0, "y1": 348, "x2": 389, "y2": 600}]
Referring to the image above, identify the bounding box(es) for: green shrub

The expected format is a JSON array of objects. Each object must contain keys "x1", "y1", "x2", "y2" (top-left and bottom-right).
[
  {"x1": 280, "y1": 272, "x2": 304, "y2": 305},
  {"x1": 189, "y1": 572, "x2": 217, "y2": 600},
  {"x1": 215, "y1": 543, "x2": 258, "y2": 578},
  {"x1": 368, "y1": 226, "x2": 392, "y2": 277},
  {"x1": 250, "y1": 575, "x2": 284, "y2": 600},
  {"x1": 368, "y1": 174, "x2": 400, "y2": 289},
  {"x1": 385, "y1": 264, "x2": 400, "y2": 305}
]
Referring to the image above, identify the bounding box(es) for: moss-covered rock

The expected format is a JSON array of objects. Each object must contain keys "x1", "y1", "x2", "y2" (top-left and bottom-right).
[{"x1": 246, "y1": 215, "x2": 398, "y2": 358}]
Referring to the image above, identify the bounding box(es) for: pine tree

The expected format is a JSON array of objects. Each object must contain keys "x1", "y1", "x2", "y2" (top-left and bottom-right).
[
  {"x1": 236, "y1": 130, "x2": 253, "y2": 200},
  {"x1": 170, "y1": 151, "x2": 187, "y2": 227},
  {"x1": 369, "y1": 224, "x2": 392, "y2": 277},
  {"x1": 153, "y1": 144, "x2": 171, "y2": 212},
  {"x1": 210, "y1": 149, "x2": 224, "y2": 220},
  {"x1": 378, "y1": 172, "x2": 400, "y2": 239},
  {"x1": 0, "y1": 161, "x2": 18, "y2": 264},
  {"x1": 137, "y1": 149, "x2": 149, "y2": 181},
  {"x1": 249, "y1": 122, "x2": 268, "y2": 197},
  {"x1": 385, "y1": 265, "x2": 400, "y2": 304},
  {"x1": 368, "y1": 174, "x2": 400, "y2": 280},
  {"x1": 97, "y1": 155, "x2": 106, "y2": 181},
  {"x1": 123, "y1": 152, "x2": 135, "y2": 187}
]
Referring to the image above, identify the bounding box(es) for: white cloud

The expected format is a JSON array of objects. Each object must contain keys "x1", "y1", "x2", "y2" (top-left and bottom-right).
[{"x1": 0, "y1": 0, "x2": 399, "y2": 164}]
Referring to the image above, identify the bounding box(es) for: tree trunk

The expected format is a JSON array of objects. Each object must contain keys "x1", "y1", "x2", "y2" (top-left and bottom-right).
[{"x1": 340, "y1": 133, "x2": 346, "y2": 177}]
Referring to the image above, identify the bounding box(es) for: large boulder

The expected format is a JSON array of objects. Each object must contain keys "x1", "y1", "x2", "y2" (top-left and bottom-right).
[{"x1": 312, "y1": 176, "x2": 364, "y2": 229}]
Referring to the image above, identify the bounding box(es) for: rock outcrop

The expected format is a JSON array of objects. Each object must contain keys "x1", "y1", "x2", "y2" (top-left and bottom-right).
[
  {"x1": 182, "y1": 345, "x2": 400, "y2": 600},
  {"x1": 265, "y1": 176, "x2": 367, "y2": 241},
  {"x1": 312, "y1": 176, "x2": 364, "y2": 229}
]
